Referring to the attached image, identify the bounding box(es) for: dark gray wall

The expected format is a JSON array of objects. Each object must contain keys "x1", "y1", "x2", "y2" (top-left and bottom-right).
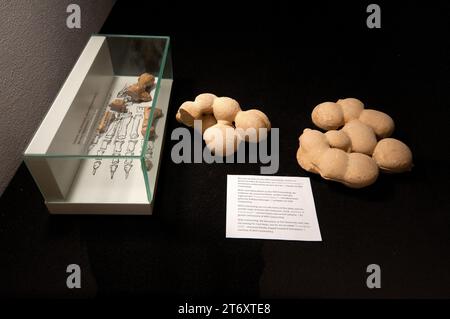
[{"x1": 0, "y1": 0, "x2": 115, "y2": 196}]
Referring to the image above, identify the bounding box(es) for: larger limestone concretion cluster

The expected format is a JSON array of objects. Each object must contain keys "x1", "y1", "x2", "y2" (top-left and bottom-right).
[
  {"x1": 176, "y1": 94, "x2": 271, "y2": 156},
  {"x1": 297, "y1": 98, "x2": 413, "y2": 188}
]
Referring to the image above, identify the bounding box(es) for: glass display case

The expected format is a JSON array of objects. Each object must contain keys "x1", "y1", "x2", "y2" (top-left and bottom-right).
[{"x1": 24, "y1": 34, "x2": 173, "y2": 214}]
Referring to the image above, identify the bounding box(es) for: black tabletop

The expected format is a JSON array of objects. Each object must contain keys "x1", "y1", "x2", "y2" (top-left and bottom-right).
[{"x1": 1, "y1": 1, "x2": 449, "y2": 298}]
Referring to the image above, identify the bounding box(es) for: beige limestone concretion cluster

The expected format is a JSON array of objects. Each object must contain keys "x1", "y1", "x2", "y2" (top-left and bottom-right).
[
  {"x1": 297, "y1": 98, "x2": 413, "y2": 188},
  {"x1": 176, "y1": 93, "x2": 271, "y2": 156}
]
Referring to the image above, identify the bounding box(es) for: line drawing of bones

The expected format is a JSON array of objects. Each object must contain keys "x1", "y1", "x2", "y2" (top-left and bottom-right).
[
  {"x1": 124, "y1": 158, "x2": 133, "y2": 179},
  {"x1": 105, "y1": 116, "x2": 120, "y2": 140},
  {"x1": 130, "y1": 114, "x2": 143, "y2": 139},
  {"x1": 127, "y1": 139, "x2": 138, "y2": 153},
  {"x1": 88, "y1": 133, "x2": 101, "y2": 152},
  {"x1": 114, "y1": 139, "x2": 125, "y2": 154},
  {"x1": 142, "y1": 140, "x2": 155, "y2": 171},
  {"x1": 110, "y1": 140, "x2": 125, "y2": 179},
  {"x1": 81, "y1": 107, "x2": 101, "y2": 146},
  {"x1": 92, "y1": 140, "x2": 110, "y2": 175},
  {"x1": 117, "y1": 113, "x2": 132, "y2": 140},
  {"x1": 89, "y1": 109, "x2": 115, "y2": 152},
  {"x1": 92, "y1": 161, "x2": 101, "y2": 175},
  {"x1": 117, "y1": 85, "x2": 135, "y2": 105},
  {"x1": 147, "y1": 140, "x2": 155, "y2": 158},
  {"x1": 100, "y1": 139, "x2": 112, "y2": 152},
  {"x1": 124, "y1": 140, "x2": 138, "y2": 179},
  {"x1": 137, "y1": 106, "x2": 146, "y2": 113},
  {"x1": 110, "y1": 162, "x2": 118, "y2": 180},
  {"x1": 117, "y1": 84, "x2": 128, "y2": 98}
]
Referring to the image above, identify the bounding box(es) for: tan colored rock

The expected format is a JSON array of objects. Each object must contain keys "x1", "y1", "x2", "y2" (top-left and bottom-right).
[
  {"x1": 212, "y1": 97, "x2": 241, "y2": 124},
  {"x1": 178, "y1": 101, "x2": 200, "y2": 127},
  {"x1": 336, "y1": 98, "x2": 364, "y2": 122},
  {"x1": 177, "y1": 93, "x2": 217, "y2": 127},
  {"x1": 194, "y1": 114, "x2": 217, "y2": 134},
  {"x1": 298, "y1": 98, "x2": 413, "y2": 188},
  {"x1": 372, "y1": 138, "x2": 413, "y2": 173},
  {"x1": 324, "y1": 130, "x2": 351, "y2": 152},
  {"x1": 311, "y1": 102, "x2": 344, "y2": 130},
  {"x1": 358, "y1": 109, "x2": 394, "y2": 138},
  {"x1": 234, "y1": 109, "x2": 271, "y2": 142},
  {"x1": 176, "y1": 93, "x2": 270, "y2": 156},
  {"x1": 312, "y1": 98, "x2": 395, "y2": 138},
  {"x1": 194, "y1": 93, "x2": 216, "y2": 114},
  {"x1": 203, "y1": 123, "x2": 241, "y2": 157},
  {"x1": 341, "y1": 119, "x2": 378, "y2": 155},
  {"x1": 297, "y1": 129, "x2": 379, "y2": 188}
]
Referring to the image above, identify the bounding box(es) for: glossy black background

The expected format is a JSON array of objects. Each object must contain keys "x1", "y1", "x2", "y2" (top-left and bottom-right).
[{"x1": 1, "y1": 1, "x2": 449, "y2": 298}]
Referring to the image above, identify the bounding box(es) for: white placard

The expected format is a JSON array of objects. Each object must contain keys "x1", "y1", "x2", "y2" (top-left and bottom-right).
[{"x1": 226, "y1": 175, "x2": 322, "y2": 241}]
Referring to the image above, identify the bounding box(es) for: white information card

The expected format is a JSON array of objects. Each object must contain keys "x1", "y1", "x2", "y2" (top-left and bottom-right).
[{"x1": 226, "y1": 175, "x2": 322, "y2": 241}]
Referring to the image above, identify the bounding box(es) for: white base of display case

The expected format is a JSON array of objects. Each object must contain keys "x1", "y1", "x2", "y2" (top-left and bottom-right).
[{"x1": 46, "y1": 202, "x2": 154, "y2": 215}]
